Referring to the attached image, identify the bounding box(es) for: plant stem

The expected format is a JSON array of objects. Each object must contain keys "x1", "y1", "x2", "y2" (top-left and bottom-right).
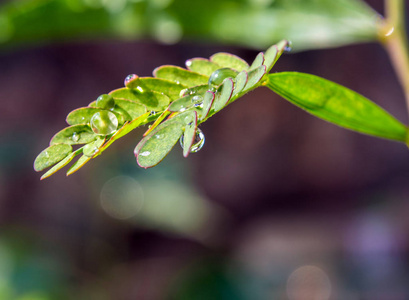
[{"x1": 381, "y1": 0, "x2": 409, "y2": 118}]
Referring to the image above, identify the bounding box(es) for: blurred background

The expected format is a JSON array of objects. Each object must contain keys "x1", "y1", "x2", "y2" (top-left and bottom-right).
[{"x1": 1, "y1": 0, "x2": 409, "y2": 299}]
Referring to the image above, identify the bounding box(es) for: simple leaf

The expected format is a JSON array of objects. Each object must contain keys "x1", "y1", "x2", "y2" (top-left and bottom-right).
[
  {"x1": 267, "y1": 72, "x2": 408, "y2": 141},
  {"x1": 34, "y1": 143, "x2": 72, "y2": 172},
  {"x1": 182, "y1": 112, "x2": 198, "y2": 157},
  {"x1": 127, "y1": 77, "x2": 186, "y2": 101},
  {"x1": 50, "y1": 125, "x2": 97, "y2": 145},
  {"x1": 186, "y1": 58, "x2": 221, "y2": 76},
  {"x1": 210, "y1": 53, "x2": 249, "y2": 71},
  {"x1": 109, "y1": 88, "x2": 170, "y2": 111},
  {"x1": 40, "y1": 148, "x2": 82, "y2": 180},
  {"x1": 200, "y1": 91, "x2": 215, "y2": 121},
  {"x1": 250, "y1": 52, "x2": 265, "y2": 70},
  {"x1": 213, "y1": 78, "x2": 234, "y2": 112},
  {"x1": 153, "y1": 65, "x2": 209, "y2": 87},
  {"x1": 243, "y1": 65, "x2": 266, "y2": 92}
]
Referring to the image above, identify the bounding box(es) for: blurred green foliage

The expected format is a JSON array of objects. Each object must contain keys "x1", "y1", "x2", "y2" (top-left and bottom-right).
[{"x1": 0, "y1": 0, "x2": 379, "y2": 51}]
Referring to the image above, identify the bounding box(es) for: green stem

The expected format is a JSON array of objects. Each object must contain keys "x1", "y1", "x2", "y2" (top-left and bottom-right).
[{"x1": 381, "y1": 0, "x2": 409, "y2": 117}]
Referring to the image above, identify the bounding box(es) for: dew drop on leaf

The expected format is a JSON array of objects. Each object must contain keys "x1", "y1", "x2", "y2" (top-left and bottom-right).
[
  {"x1": 72, "y1": 132, "x2": 80, "y2": 143},
  {"x1": 284, "y1": 41, "x2": 293, "y2": 52},
  {"x1": 96, "y1": 94, "x2": 115, "y2": 110},
  {"x1": 140, "y1": 151, "x2": 151, "y2": 157},
  {"x1": 208, "y1": 68, "x2": 237, "y2": 89},
  {"x1": 179, "y1": 88, "x2": 188, "y2": 98},
  {"x1": 124, "y1": 74, "x2": 138, "y2": 86},
  {"x1": 149, "y1": 111, "x2": 157, "y2": 117},
  {"x1": 191, "y1": 95, "x2": 203, "y2": 107},
  {"x1": 179, "y1": 128, "x2": 205, "y2": 153},
  {"x1": 83, "y1": 143, "x2": 98, "y2": 157},
  {"x1": 91, "y1": 111, "x2": 119, "y2": 136}
]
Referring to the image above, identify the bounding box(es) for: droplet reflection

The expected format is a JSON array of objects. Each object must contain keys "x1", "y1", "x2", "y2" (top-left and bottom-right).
[{"x1": 179, "y1": 128, "x2": 205, "y2": 153}]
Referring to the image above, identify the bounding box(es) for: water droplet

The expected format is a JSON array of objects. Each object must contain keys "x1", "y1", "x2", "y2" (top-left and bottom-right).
[
  {"x1": 186, "y1": 60, "x2": 192, "y2": 67},
  {"x1": 124, "y1": 74, "x2": 138, "y2": 86},
  {"x1": 136, "y1": 86, "x2": 144, "y2": 93},
  {"x1": 179, "y1": 88, "x2": 188, "y2": 98},
  {"x1": 191, "y1": 95, "x2": 203, "y2": 108},
  {"x1": 155, "y1": 134, "x2": 163, "y2": 139},
  {"x1": 96, "y1": 94, "x2": 115, "y2": 110},
  {"x1": 91, "y1": 111, "x2": 119, "y2": 136},
  {"x1": 208, "y1": 68, "x2": 237, "y2": 89},
  {"x1": 44, "y1": 151, "x2": 50, "y2": 158},
  {"x1": 179, "y1": 128, "x2": 205, "y2": 153},
  {"x1": 284, "y1": 41, "x2": 292, "y2": 52},
  {"x1": 140, "y1": 151, "x2": 151, "y2": 157},
  {"x1": 72, "y1": 132, "x2": 80, "y2": 143},
  {"x1": 149, "y1": 111, "x2": 157, "y2": 117},
  {"x1": 83, "y1": 143, "x2": 98, "y2": 157}
]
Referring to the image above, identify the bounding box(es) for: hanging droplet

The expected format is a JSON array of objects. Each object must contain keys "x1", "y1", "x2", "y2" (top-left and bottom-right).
[
  {"x1": 124, "y1": 74, "x2": 138, "y2": 87},
  {"x1": 179, "y1": 128, "x2": 205, "y2": 153},
  {"x1": 208, "y1": 68, "x2": 237, "y2": 90},
  {"x1": 191, "y1": 95, "x2": 203, "y2": 108},
  {"x1": 96, "y1": 94, "x2": 115, "y2": 110},
  {"x1": 284, "y1": 41, "x2": 292, "y2": 52},
  {"x1": 91, "y1": 111, "x2": 118, "y2": 136},
  {"x1": 72, "y1": 132, "x2": 80, "y2": 143},
  {"x1": 83, "y1": 143, "x2": 98, "y2": 157}
]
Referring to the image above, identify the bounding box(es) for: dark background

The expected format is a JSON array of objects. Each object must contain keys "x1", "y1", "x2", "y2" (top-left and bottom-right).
[{"x1": 1, "y1": 0, "x2": 409, "y2": 299}]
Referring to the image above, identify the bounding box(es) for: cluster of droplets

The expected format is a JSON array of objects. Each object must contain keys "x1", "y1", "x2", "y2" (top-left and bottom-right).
[{"x1": 179, "y1": 128, "x2": 205, "y2": 153}]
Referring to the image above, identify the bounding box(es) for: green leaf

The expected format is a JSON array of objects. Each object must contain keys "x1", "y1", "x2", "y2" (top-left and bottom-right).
[
  {"x1": 153, "y1": 65, "x2": 209, "y2": 87},
  {"x1": 66, "y1": 155, "x2": 92, "y2": 176},
  {"x1": 182, "y1": 112, "x2": 198, "y2": 157},
  {"x1": 40, "y1": 148, "x2": 82, "y2": 180},
  {"x1": 243, "y1": 65, "x2": 266, "y2": 92},
  {"x1": 264, "y1": 45, "x2": 278, "y2": 72},
  {"x1": 127, "y1": 77, "x2": 186, "y2": 101},
  {"x1": 180, "y1": 85, "x2": 209, "y2": 97},
  {"x1": 186, "y1": 58, "x2": 221, "y2": 76},
  {"x1": 169, "y1": 95, "x2": 195, "y2": 112},
  {"x1": 143, "y1": 110, "x2": 170, "y2": 136},
  {"x1": 200, "y1": 91, "x2": 215, "y2": 121},
  {"x1": 114, "y1": 99, "x2": 147, "y2": 120},
  {"x1": 231, "y1": 70, "x2": 248, "y2": 99},
  {"x1": 213, "y1": 78, "x2": 234, "y2": 112},
  {"x1": 83, "y1": 137, "x2": 105, "y2": 158},
  {"x1": 67, "y1": 107, "x2": 125, "y2": 126},
  {"x1": 135, "y1": 111, "x2": 196, "y2": 168},
  {"x1": 50, "y1": 125, "x2": 97, "y2": 145},
  {"x1": 250, "y1": 52, "x2": 265, "y2": 70},
  {"x1": 34, "y1": 143, "x2": 72, "y2": 172},
  {"x1": 267, "y1": 72, "x2": 408, "y2": 141},
  {"x1": 109, "y1": 88, "x2": 171, "y2": 111},
  {"x1": 210, "y1": 53, "x2": 249, "y2": 71}
]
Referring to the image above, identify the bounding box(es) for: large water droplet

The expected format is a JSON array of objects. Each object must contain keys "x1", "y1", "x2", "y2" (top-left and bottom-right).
[
  {"x1": 208, "y1": 68, "x2": 237, "y2": 89},
  {"x1": 179, "y1": 128, "x2": 205, "y2": 153},
  {"x1": 96, "y1": 94, "x2": 115, "y2": 110},
  {"x1": 284, "y1": 41, "x2": 293, "y2": 52},
  {"x1": 124, "y1": 74, "x2": 138, "y2": 86},
  {"x1": 91, "y1": 111, "x2": 118, "y2": 136},
  {"x1": 72, "y1": 132, "x2": 80, "y2": 143}
]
